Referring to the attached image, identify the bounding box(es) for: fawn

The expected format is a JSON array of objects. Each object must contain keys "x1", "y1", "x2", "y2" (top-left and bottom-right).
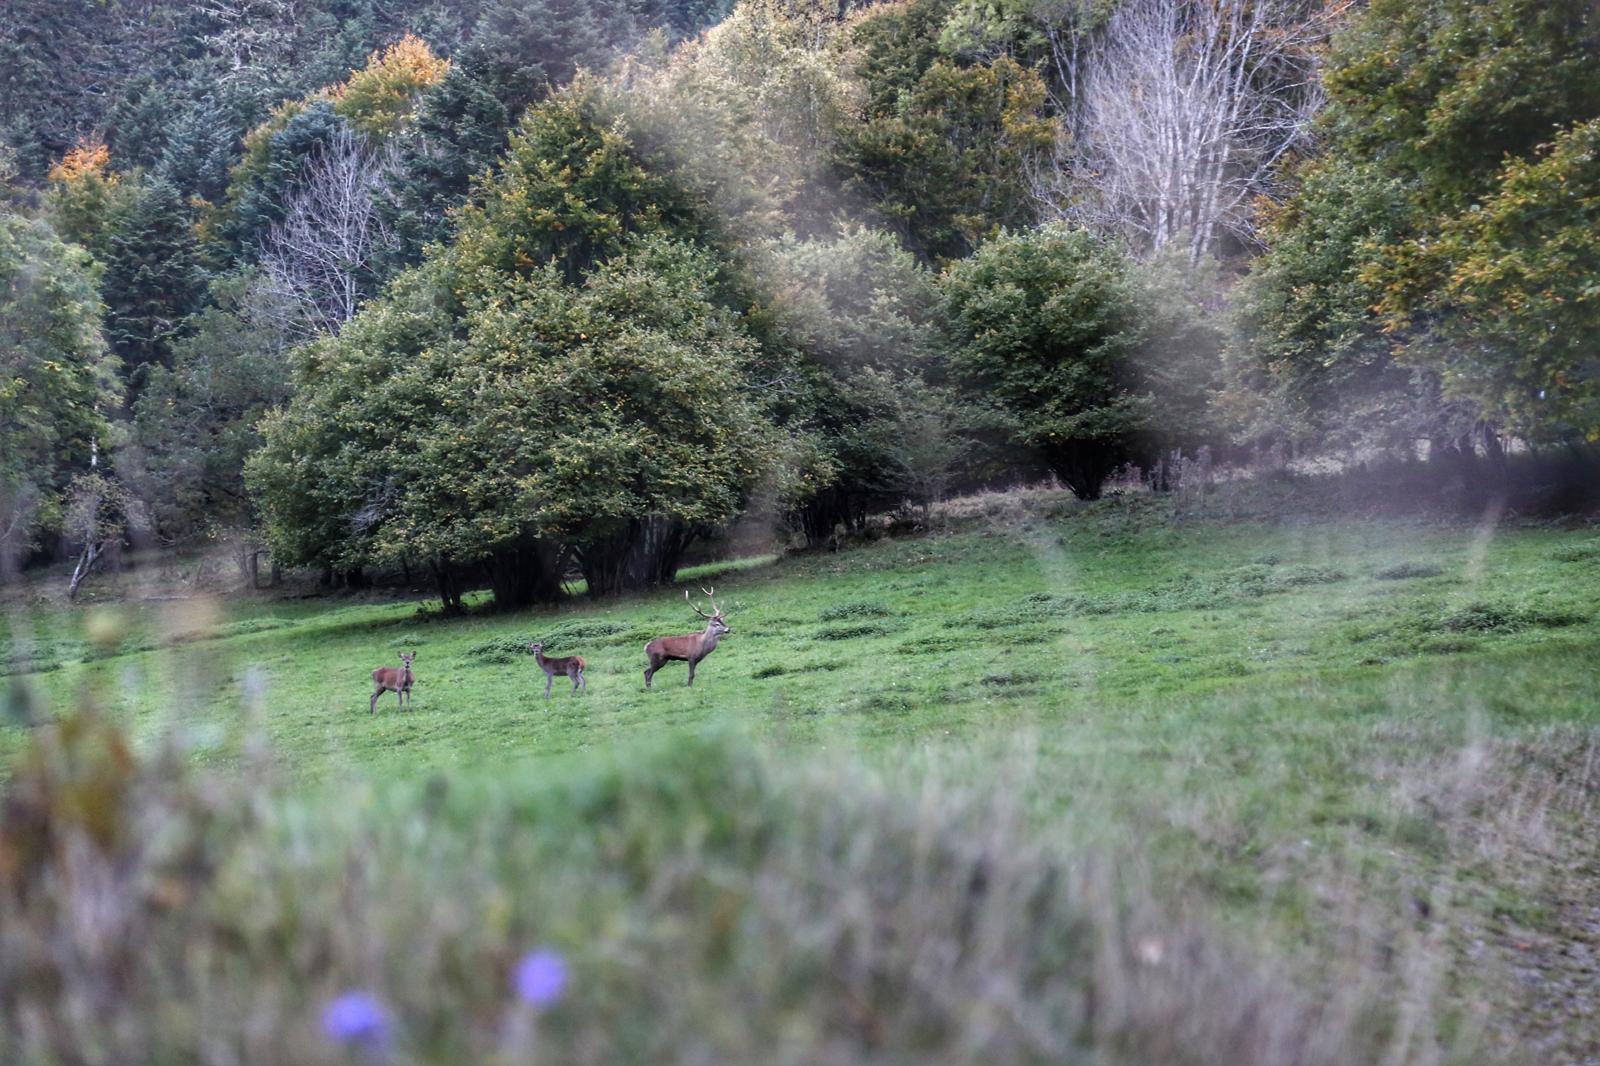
[
  {"x1": 529, "y1": 642, "x2": 586, "y2": 697},
  {"x1": 370, "y1": 651, "x2": 415, "y2": 713}
]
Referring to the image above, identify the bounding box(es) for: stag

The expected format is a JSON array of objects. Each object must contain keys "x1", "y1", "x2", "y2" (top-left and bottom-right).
[
  {"x1": 528, "y1": 641, "x2": 587, "y2": 697},
  {"x1": 370, "y1": 651, "x2": 415, "y2": 713},
  {"x1": 644, "y1": 587, "x2": 731, "y2": 688}
]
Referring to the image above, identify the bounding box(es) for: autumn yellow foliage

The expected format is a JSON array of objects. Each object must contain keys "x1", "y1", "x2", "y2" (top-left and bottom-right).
[
  {"x1": 47, "y1": 141, "x2": 116, "y2": 186},
  {"x1": 332, "y1": 34, "x2": 450, "y2": 137}
]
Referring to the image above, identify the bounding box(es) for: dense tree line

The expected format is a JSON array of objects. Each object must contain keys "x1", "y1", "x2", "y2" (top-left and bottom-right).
[{"x1": 2, "y1": 0, "x2": 1596, "y2": 604}]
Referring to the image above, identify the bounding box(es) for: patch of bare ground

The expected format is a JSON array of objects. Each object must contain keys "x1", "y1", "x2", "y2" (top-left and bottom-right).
[{"x1": 1380, "y1": 726, "x2": 1600, "y2": 1064}]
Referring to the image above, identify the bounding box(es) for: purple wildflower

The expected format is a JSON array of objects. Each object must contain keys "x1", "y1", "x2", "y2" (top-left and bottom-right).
[
  {"x1": 322, "y1": 990, "x2": 391, "y2": 1047},
  {"x1": 513, "y1": 949, "x2": 568, "y2": 1007}
]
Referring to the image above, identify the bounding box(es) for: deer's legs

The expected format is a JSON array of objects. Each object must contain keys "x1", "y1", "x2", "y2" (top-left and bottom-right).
[
  {"x1": 570, "y1": 668, "x2": 582, "y2": 693},
  {"x1": 578, "y1": 669, "x2": 586, "y2": 692},
  {"x1": 686, "y1": 659, "x2": 696, "y2": 686},
  {"x1": 544, "y1": 672, "x2": 553, "y2": 698},
  {"x1": 370, "y1": 688, "x2": 380, "y2": 714}
]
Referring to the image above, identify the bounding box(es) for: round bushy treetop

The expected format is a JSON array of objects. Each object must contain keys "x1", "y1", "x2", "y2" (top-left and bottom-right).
[
  {"x1": 248, "y1": 239, "x2": 780, "y2": 581},
  {"x1": 0, "y1": 213, "x2": 119, "y2": 561},
  {"x1": 941, "y1": 224, "x2": 1147, "y2": 500},
  {"x1": 449, "y1": 77, "x2": 714, "y2": 288},
  {"x1": 414, "y1": 239, "x2": 775, "y2": 555},
  {"x1": 760, "y1": 225, "x2": 941, "y2": 376}
]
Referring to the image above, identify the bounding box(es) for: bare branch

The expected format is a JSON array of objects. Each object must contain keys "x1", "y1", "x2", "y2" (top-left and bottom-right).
[
  {"x1": 1037, "y1": 0, "x2": 1336, "y2": 261},
  {"x1": 257, "y1": 127, "x2": 400, "y2": 341}
]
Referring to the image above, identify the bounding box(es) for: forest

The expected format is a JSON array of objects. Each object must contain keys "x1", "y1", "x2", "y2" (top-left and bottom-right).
[
  {"x1": 5, "y1": 0, "x2": 1596, "y2": 602},
  {"x1": 2, "y1": 4, "x2": 1600, "y2": 1065}
]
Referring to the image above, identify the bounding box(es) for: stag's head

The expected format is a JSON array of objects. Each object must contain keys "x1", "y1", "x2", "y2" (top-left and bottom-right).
[{"x1": 689, "y1": 587, "x2": 731, "y2": 635}]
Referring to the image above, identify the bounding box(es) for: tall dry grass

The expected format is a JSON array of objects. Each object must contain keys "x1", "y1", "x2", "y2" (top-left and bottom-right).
[{"x1": 0, "y1": 694, "x2": 1489, "y2": 1066}]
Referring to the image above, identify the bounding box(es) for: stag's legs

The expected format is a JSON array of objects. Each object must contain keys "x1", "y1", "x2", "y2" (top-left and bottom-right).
[{"x1": 686, "y1": 659, "x2": 696, "y2": 687}]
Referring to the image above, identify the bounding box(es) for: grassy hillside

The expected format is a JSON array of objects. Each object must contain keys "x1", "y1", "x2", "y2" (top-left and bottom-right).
[
  {"x1": 2, "y1": 491, "x2": 1598, "y2": 1063},
  {"x1": 6, "y1": 494, "x2": 1598, "y2": 777}
]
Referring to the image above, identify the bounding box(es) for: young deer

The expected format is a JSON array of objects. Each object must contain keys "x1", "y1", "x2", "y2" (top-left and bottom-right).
[
  {"x1": 644, "y1": 587, "x2": 731, "y2": 688},
  {"x1": 370, "y1": 651, "x2": 416, "y2": 713},
  {"x1": 528, "y1": 641, "x2": 586, "y2": 697}
]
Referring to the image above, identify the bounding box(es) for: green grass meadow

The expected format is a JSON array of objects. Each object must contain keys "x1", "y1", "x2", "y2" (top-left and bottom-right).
[{"x1": 3, "y1": 491, "x2": 1598, "y2": 1063}]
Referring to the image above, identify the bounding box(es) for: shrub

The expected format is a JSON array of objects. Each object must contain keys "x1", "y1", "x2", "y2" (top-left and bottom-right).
[
  {"x1": 464, "y1": 636, "x2": 536, "y2": 663},
  {"x1": 1551, "y1": 540, "x2": 1600, "y2": 563},
  {"x1": 1440, "y1": 603, "x2": 1582, "y2": 633},
  {"x1": 817, "y1": 600, "x2": 894, "y2": 622},
  {"x1": 942, "y1": 225, "x2": 1148, "y2": 501},
  {"x1": 1375, "y1": 562, "x2": 1446, "y2": 580}
]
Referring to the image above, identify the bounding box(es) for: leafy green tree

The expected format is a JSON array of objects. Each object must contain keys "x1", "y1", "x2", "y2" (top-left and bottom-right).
[
  {"x1": 1320, "y1": 0, "x2": 1600, "y2": 213},
  {"x1": 0, "y1": 213, "x2": 119, "y2": 570},
  {"x1": 132, "y1": 274, "x2": 294, "y2": 544},
  {"x1": 832, "y1": 0, "x2": 1053, "y2": 262},
  {"x1": 250, "y1": 240, "x2": 780, "y2": 607},
  {"x1": 1232, "y1": 162, "x2": 1454, "y2": 454},
  {"x1": 453, "y1": 239, "x2": 781, "y2": 596},
  {"x1": 1243, "y1": 0, "x2": 1600, "y2": 451},
  {"x1": 100, "y1": 177, "x2": 205, "y2": 388},
  {"x1": 758, "y1": 225, "x2": 983, "y2": 538},
  {"x1": 450, "y1": 78, "x2": 716, "y2": 286},
  {"x1": 42, "y1": 143, "x2": 140, "y2": 258},
  {"x1": 942, "y1": 224, "x2": 1146, "y2": 499},
  {"x1": 380, "y1": 0, "x2": 724, "y2": 269},
  {"x1": 332, "y1": 34, "x2": 451, "y2": 139},
  {"x1": 1374, "y1": 118, "x2": 1600, "y2": 443}
]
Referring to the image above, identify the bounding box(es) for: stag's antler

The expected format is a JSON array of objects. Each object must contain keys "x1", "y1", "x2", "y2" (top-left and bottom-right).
[{"x1": 688, "y1": 586, "x2": 721, "y2": 619}]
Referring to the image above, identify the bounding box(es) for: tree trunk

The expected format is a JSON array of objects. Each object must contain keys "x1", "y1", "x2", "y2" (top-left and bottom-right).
[
  {"x1": 68, "y1": 540, "x2": 104, "y2": 601},
  {"x1": 485, "y1": 539, "x2": 563, "y2": 609},
  {"x1": 431, "y1": 557, "x2": 467, "y2": 615},
  {"x1": 578, "y1": 518, "x2": 696, "y2": 598},
  {"x1": 1048, "y1": 441, "x2": 1119, "y2": 501}
]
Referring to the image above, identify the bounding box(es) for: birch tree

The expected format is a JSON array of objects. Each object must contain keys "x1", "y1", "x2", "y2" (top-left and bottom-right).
[
  {"x1": 1042, "y1": 0, "x2": 1337, "y2": 261},
  {"x1": 257, "y1": 127, "x2": 399, "y2": 339}
]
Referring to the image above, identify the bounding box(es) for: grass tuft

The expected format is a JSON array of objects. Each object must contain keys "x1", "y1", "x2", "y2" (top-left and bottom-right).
[
  {"x1": 817, "y1": 600, "x2": 894, "y2": 621},
  {"x1": 1375, "y1": 561, "x2": 1447, "y2": 580},
  {"x1": 815, "y1": 622, "x2": 892, "y2": 640}
]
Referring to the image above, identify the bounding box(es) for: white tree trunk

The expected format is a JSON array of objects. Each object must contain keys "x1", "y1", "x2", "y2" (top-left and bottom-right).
[
  {"x1": 1038, "y1": 0, "x2": 1337, "y2": 261},
  {"x1": 258, "y1": 127, "x2": 399, "y2": 340}
]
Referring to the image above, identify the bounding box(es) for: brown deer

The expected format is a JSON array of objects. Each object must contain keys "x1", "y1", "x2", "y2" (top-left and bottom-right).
[
  {"x1": 528, "y1": 641, "x2": 586, "y2": 697},
  {"x1": 370, "y1": 651, "x2": 416, "y2": 713},
  {"x1": 644, "y1": 587, "x2": 731, "y2": 688}
]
